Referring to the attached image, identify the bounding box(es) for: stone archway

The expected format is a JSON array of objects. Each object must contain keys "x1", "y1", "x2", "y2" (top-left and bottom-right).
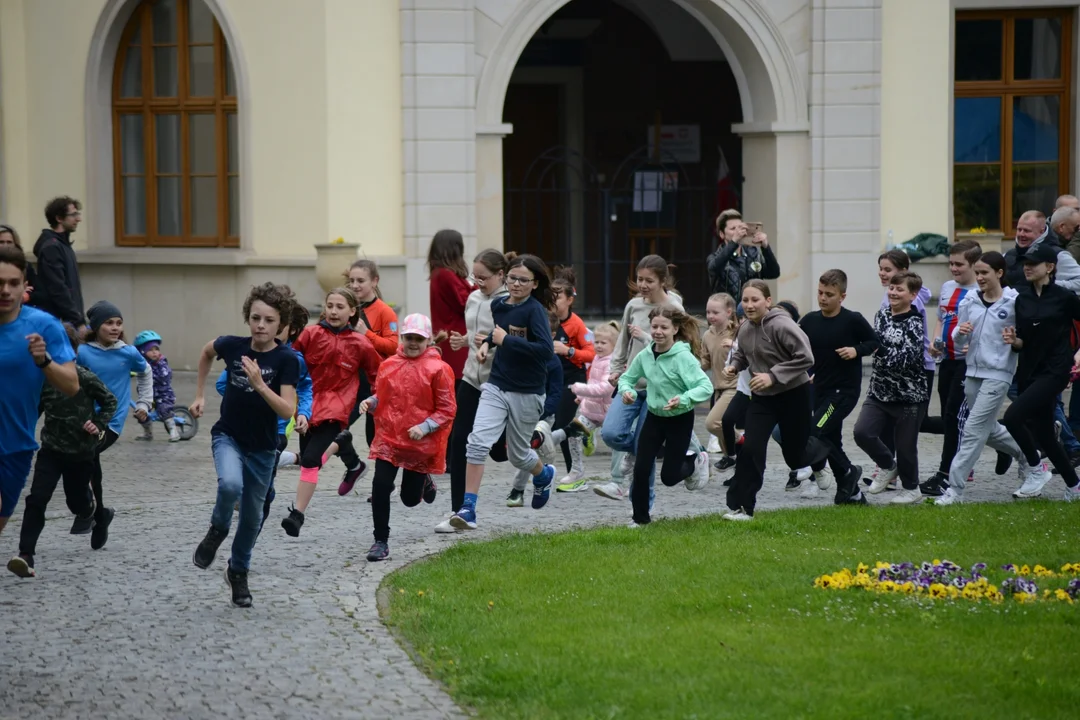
[
  {"x1": 474, "y1": 0, "x2": 812, "y2": 303},
  {"x1": 83, "y1": 0, "x2": 252, "y2": 252}
]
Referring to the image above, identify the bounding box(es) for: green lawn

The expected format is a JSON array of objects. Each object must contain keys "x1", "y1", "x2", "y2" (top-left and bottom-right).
[{"x1": 382, "y1": 503, "x2": 1080, "y2": 719}]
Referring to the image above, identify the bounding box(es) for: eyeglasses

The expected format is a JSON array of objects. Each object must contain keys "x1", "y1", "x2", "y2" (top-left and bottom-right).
[
  {"x1": 506, "y1": 275, "x2": 535, "y2": 286},
  {"x1": 472, "y1": 273, "x2": 493, "y2": 284}
]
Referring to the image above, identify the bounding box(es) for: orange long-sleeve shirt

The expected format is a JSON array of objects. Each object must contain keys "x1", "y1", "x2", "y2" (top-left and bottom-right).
[
  {"x1": 557, "y1": 311, "x2": 595, "y2": 377},
  {"x1": 358, "y1": 297, "x2": 399, "y2": 358}
]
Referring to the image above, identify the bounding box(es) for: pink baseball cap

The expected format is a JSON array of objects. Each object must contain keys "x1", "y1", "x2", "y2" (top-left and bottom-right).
[{"x1": 400, "y1": 313, "x2": 432, "y2": 339}]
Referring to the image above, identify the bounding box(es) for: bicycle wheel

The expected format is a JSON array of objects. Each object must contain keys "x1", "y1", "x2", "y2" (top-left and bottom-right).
[{"x1": 173, "y1": 406, "x2": 199, "y2": 441}]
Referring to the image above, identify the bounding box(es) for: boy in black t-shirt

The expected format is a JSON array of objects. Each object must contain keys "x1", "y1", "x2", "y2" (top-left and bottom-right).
[
  {"x1": 799, "y1": 270, "x2": 879, "y2": 504},
  {"x1": 189, "y1": 283, "x2": 300, "y2": 608}
]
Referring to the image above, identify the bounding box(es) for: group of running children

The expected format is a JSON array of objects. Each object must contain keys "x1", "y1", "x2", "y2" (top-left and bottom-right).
[{"x1": 8, "y1": 230, "x2": 1080, "y2": 609}]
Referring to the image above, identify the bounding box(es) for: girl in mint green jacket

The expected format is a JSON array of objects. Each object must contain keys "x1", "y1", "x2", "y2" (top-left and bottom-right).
[{"x1": 617, "y1": 305, "x2": 713, "y2": 525}]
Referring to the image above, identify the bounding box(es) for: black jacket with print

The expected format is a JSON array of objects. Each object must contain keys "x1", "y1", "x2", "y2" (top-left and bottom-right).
[{"x1": 868, "y1": 307, "x2": 929, "y2": 403}]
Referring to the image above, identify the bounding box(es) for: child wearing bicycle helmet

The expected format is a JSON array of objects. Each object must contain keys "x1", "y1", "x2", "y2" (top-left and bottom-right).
[{"x1": 134, "y1": 330, "x2": 179, "y2": 442}]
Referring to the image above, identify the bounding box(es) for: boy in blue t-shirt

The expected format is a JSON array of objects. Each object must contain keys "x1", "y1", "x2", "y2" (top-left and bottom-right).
[{"x1": 0, "y1": 246, "x2": 78, "y2": 538}]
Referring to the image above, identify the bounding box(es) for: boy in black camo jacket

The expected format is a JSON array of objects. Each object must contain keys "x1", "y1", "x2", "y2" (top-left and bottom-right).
[{"x1": 7, "y1": 327, "x2": 117, "y2": 578}]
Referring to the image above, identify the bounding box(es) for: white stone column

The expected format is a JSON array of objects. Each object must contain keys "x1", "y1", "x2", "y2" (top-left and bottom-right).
[{"x1": 476, "y1": 123, "x2": 512, "y2": 253}]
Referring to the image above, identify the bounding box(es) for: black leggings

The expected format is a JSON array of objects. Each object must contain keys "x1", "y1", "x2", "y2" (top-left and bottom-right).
[
  {"x1": 299, "y1": 422, "x2": 343, "y2": 469},
  {"x1": 1003, "y1": 375, "x2": 1079, "y2": 486},
  {"x1": 90, "y1": 429, "x2": 119, "y2": 520},
  {"x1": 371, "y1": 459, "x2": 428, "y2": 542},
  {"x1": 449, "y1": 381, "x2": 507, "y2": 512},
  {"x1": 721, "y1": 391, "x2": 751, "y2": 452},
  {"x1": 348, "y1": 375, "x2": 376, "y2": 446},
  {"x1": 631, "y1": 410, "x2": 696, "y2": 524},
  {"x1": 554, "y1": 368, "x2": 586, "y2": 471},
  {"x1": 921, "y1": 358, "x2": 966, "y2": 474}
]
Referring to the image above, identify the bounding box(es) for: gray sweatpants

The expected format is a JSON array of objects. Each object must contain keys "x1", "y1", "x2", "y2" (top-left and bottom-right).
[
  {"x1": 466, "y1": 383, "x2": 544, "y2": 471},
  {"x1": 947, "y1": 377, "x2": 1025, "y2": 494}
]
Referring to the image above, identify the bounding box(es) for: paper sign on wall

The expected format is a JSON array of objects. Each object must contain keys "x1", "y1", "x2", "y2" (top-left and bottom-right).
[{"x1": 646, "y1": 125, "x2": 701, "y2": 164}]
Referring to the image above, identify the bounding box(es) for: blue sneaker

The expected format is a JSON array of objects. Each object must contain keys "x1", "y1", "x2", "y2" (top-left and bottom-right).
[
  {"x1": 449, "y1": 506, "x2": 477, "y2": 530},
  {"x1": 531, "y1": 464, "x2": 556, "y2": 509}
]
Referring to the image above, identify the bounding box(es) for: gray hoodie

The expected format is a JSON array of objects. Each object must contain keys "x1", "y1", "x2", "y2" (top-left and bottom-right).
[
  {"x1": 950, "y1": 286, "x2": 1019, "y2": 384},
  {"x1": 728, "y1": 308, "x2": 813, "y2": 395},
  {"x1": 461, "y1": 284, "x2": 510, "y2": 390}
]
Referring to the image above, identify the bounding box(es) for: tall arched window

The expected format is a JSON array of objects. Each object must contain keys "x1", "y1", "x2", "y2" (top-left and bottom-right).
[{"x1": 113, "y1": 0, "x2": 238, "y2": 247}]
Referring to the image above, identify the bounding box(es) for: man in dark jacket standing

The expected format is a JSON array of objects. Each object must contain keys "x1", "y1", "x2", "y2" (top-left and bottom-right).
[
  {"x1": 32, "y1": 196, "x2": 85, "y2": 332},
  {"x1": 706, "y1": 208, "x2": 781, "y2": 298}
]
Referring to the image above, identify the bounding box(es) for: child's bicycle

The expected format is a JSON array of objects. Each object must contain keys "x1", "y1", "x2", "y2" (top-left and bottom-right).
[{"x1": 129, "y1": 400, "x2": 199, "y2": 441}]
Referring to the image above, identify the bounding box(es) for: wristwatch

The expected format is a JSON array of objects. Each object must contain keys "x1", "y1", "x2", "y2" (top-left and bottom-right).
[
  {"x1": 567, "y1": 347, "x2": 575, "y2": 358},
  {"x1": 35, "y1": 352, "x2": 53, "y2": 369}
]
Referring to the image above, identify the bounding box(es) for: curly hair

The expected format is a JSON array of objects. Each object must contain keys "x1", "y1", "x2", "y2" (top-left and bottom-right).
[
  {"x1": 242, "y1": 282, "x2": 296, "y2": 323},
  {"x1": 287, "y1": 303, "x2": 310, "y2": 343},
  {"x1": 44, "y1": 196, "x2": 81, "y2": 228}
]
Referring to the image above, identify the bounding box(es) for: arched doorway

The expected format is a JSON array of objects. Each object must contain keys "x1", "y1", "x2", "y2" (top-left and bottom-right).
[{"x1": 475, "y1": 0, "x2": 811, "y2": 312}]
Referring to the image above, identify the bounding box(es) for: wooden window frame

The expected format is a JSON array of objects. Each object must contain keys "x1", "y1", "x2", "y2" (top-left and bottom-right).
[
  {"x1": 112, "y1": 0, "x2": 238, "y2": 248},
  {"x1": 954, "y1": 8, "x2": 1073, "y2": 236}
]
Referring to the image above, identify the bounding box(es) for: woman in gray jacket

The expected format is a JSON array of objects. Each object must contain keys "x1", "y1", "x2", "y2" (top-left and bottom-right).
[{"x1": 438, "y1": 249, "x2": 511, "y2": 533}]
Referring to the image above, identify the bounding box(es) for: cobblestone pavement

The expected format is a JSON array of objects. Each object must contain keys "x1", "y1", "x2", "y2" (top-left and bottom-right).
[{"x1": 0, "y1": 373, "x2": 1050, "y2": 719}]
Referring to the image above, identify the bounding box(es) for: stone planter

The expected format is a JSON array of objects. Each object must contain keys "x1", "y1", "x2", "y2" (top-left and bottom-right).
[{"x1": 313, "y1": 243, "x2": 360, "y2": 294}]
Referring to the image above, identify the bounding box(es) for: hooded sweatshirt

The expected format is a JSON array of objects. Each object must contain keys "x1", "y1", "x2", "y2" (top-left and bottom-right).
[
  {"x1": 728, "y1": 308, "x2": 813, "y2": 396},
  {"x1": 568, "y1": 352, "x2": 614, "y2": 423},
  {"x1": 617, "y1": 340, "x2": 713, "y2": 417},
  {"x1": 951, "y1": 287, "x2": 1019, "y2": 384},
  {"x1": 76, "y1": 339, "x2": 153, "y2": 434},
  {"x1": 32, "y1": 229, "x2": 85, "y2": 326},
  {"x1": 461, "y1": 284, "x2": 510, "y2": 390},
  {"x1": 609, "y1": 294, "x2": 684, "y2": 389}
]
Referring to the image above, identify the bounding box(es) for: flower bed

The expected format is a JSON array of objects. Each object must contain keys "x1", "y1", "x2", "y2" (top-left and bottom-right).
[{"x1": 813, "y1": 560, "x2": 1080, "y2": 603}]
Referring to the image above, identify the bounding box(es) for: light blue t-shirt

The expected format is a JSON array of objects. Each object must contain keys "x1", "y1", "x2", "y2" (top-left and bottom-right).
[
  {"x1": 0, "y1": 306, "x2": 77, "y2": 454},
  {"x1": 77, "y1": 342, "x2": 147, "y2": 434}
]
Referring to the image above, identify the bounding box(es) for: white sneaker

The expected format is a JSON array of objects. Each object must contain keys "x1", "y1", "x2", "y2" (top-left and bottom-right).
[
  {"x1": 1013, "y1": 462, "x2": 1051, "y2": 498},
  {"x1": 533, "y1": 420, "x2": 556, "y2": 464},
  {"x1": 278, "y1": 451, "x2": 298, "y2": 469},
  {"x1": 685, "y1": 452, "x2": 711, "y2": 491},
  {"x1": 619, "y1": 453, "x2": 636, "y2": 480},
  {"x1": 795, "y1": 466, "x2": 812, "y2": 482},
  {"x1": 868, "y1": 464, "x2": 899, "y2": 494},
  {"x1": 593, "y1": 481, "x2": 627, "y2": 501},
  {"x1": 934, "y1": 488, "x2": 963, "y2": 506},
  {"x1": 167, "y1": 425, "x2": 181, "y2": 442},
  {"x1": 1064, "y1": 483, "x2": 1080, "y2": 502},
  {"x1": 800, "y1": 476, "x2": 821, "y2": 498},
  {"x1": 890, "y1": 488, "x2": 923, "y2": 505},
  {"x1": 706, "y1": 435, "x2": 722, "y2": 454},
  {"x1": 627, "y1": 519, "x2": 643, "y2": 529},
  {"x1": 722, "y1": 508, "x2": 753, "y2": 521},
  {"x1": 434, "y1": 514, "x2": 461, "y2": 534}
]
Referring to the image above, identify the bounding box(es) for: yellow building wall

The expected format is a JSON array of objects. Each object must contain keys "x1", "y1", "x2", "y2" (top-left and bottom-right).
[
  {"x1": 880, "y1": 0, "x2": 951, "y2": 247},
  {"x1": 0, "y1": 0, "x2": 402, "y2": 258}
]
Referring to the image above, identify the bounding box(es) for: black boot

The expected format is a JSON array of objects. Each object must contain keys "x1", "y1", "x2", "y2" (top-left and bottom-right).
[
  {"x1": 193, "y1": 525, "x2": 229, "y2": 569},
  {"x1": 281, "y1": 506, "x2": 305, "y2": 537}
]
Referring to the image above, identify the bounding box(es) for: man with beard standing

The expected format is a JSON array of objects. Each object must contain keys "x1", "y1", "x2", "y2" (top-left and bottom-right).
[{"x1": 32, "y1": 196, "x2": 86, "y2": 334}]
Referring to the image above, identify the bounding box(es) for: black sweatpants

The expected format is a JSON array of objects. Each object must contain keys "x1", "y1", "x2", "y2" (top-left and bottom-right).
[
  {"x1": 631, "y1": 410, "x2": 696, "y2": 524},
  {"x1": 721, "y1": 391, "x2": 751, "y2": 453},
  {"x1": 371, "y1": 459, "x2": 428, "y2": 542},
  {"x1": 348, "y1": 374, "x2": 377, "y2": 447},
  {"x1": 808, "y1": 385, "x2": 860, "y2": 479},
  {"x1": 853, "y1": 398, "x2": 925, "y2": 490},
  {"x1": 20, "y1": 449, "x2": 95, "y2": 557},
  {"x1": 1003, "y1": 374, "x2": 1079, "y2": 486},
  {"x1": 448, "y1": 381, "x2": 508, "y2": 512},
  {"x1": 921, "y1": 358, "x2": 966, "y2": 475},
  {"x1": 299, "y1": 421, "x2": 344, "y2": 469},
  {"x1": 883, "y1": 369, "x2": 935, "y2": 456},
  {"x1": 90, "y1": 429, "x2": 119, "y2": 521},
  {"x1": 555, "y1": 367, "x2": 587, "y2": 471},
  {"x1": 727, "y1": 384, "x2": 828, "y2": 516}
]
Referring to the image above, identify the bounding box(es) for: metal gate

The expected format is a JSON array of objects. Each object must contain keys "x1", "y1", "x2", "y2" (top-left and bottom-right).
[{"x1": 503, "y1": 145, "x2": 734, "y2": 314}]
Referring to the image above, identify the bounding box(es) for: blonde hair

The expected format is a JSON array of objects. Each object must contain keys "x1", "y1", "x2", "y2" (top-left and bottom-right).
[
  {"x1": 593, "y1": 320, "x2": 620, "y2": 341},
  {"x1": 707, "y1": 292, "x2": 739, "y2": 337}
]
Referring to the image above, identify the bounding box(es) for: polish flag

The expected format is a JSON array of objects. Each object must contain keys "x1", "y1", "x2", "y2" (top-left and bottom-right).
[{"x1": 715, "y1": 145, "x2": 740, "y2": 216}]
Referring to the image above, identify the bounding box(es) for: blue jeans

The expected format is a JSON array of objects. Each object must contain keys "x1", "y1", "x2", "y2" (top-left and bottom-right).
[
  {"x1": 602, "y1": 389, "x2": 655, "y2": 505},
  {"x1": 210, "y1": 434, "x2": 276, "y2": 572}
]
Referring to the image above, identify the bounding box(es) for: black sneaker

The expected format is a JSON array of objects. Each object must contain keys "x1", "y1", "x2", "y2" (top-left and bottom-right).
[
  {"x1": 193, "y1": 525, "x2": 229, "y2": 569},
  {"x1": 366, "y1": 541, "x2": 390, "y2": 562},
  {"x1": 506, "y1": 488, "x2": 524, "y2": 507},
  {"x1": 224, "y1": 562, "x2": 252, "y2": 608},
  {"x1": 722, "y1": 477, "x2": 734, "y2": 487},
  {"x1": 70, "y1": 515, "x2": 94, "y2": 535},
  {"x1": 919, "y1": 473, "x2": 948, "y2": 497},
  {"x1": 90, "y1": 507, "x2": 114, "y2": 550},
  {"x1": 785, "y1": 472, "x2": 801, "y2": 491},
  {"x1": 338, "y1": 459, "x2": 368, "y2": 496},
  {"x1": 834, "y1": 465, "x2": 865, "y2": 505},
  {"x1": 422, "y1": 475, "x2": 437, "y2": 504},
  {"x1": 995, "y1": 451, "x2": 1013, "y2": 476},
  {"x1": 281, "y1": 506, "x2": 305, "y2": 537},
  {"x1": 7, "y1": 554, "x2": 35, "y2": 578},
  {"x1": 714, "y1": 456, "x2": 736, "y2": 471}
]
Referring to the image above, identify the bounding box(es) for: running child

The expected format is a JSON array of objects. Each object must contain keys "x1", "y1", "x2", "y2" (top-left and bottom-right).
[
  {"x1": 133, "y1": 330, "x2": 180, "y2": 442},
  {"x1": 190, "y1": 282, "x2": 300, "y2": 608},
  {"x1": 566, "y1": 321, "x2": 624, "y2": 498},
  {"x1": 618, "y1": 305, "x2": 713, "y2": 526},
  {"x1": 356, "y1": 314, "x2": 454, "y2": 561},
  {"x1": 428, "y1": 229, "x2": 474, "y2": 380},
  {"x1": 509, "y1": 311, "x2": 563, "y2": 504},
  {"x1": 439, "y1": 249, "x2": 511, "y2": 533},
  {"x1": 702, "y1": 293, "x2": 739, "y2": 465},
  {"x1": 8, "y1": 326, "x2": 116, "y2": 578},
  {"x1": 936, "y1": 251, "x2": 1033, "y2": 505},
  {"x1": 345, "y1": 259, "x2": 399, "y2": 446},
  {"x1": 549, "y1": 266, "x2": 595, "y2": 490},
  {"x1": 798, "y1": 269, "x2": 877, "y2": 502},
  {"x1": 855, "y1": 272, "x2": 930, "y2": 504},
  {"x1": 450, "y1": 254, "x2": 557, "y2": 530},
  {"x1": 718, "y1": 337, "x2": 751, "y2": 486},
  {"x1": 73, "y1": 301, "x2": 154, "y2": 548},
  {"x1": 281, "y1": 287, "x2": 381, "y2": 536}
]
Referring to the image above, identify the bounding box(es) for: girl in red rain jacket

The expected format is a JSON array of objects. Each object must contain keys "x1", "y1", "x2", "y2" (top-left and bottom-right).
[
  {"x1": 280, "y1": 287, "x2": 381, "y2": 537},
  {"x1": 356, "y1": 314, "x2": 456, "y2": 562}
]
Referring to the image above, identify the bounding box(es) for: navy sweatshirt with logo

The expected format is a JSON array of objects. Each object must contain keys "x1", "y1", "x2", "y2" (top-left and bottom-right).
[{"x1": 485, "y1": 295, "x2": 555, "y2": 395}]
